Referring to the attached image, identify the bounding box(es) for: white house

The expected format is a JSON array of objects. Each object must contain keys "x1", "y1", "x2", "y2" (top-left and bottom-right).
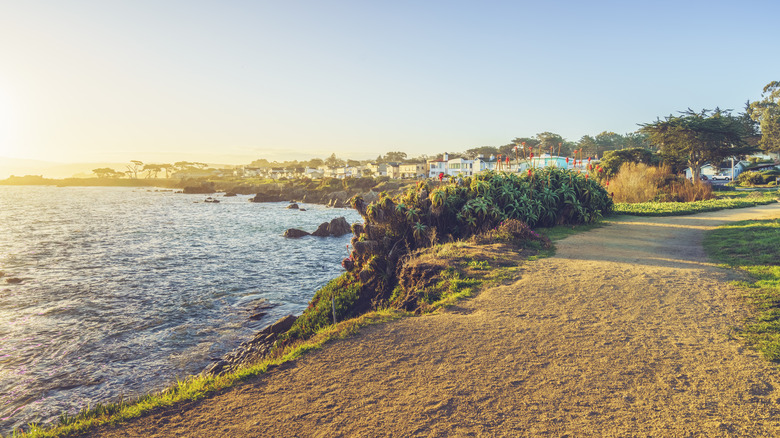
[
  {"x1": 446, "y1": 157, "x2": 474, "y2": 176},
  {"x1": 427, "y1": 153, "x2": 449, "y2": 178}
]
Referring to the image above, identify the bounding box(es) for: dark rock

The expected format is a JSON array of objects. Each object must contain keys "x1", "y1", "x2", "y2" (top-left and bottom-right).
[
  {"x1": 342, "y1": 257, "x2": 355, "y2": 271},
  {"x1": 224, "y1": 192, "x2": 237, "y2": 197},
  {"x1": 287, "y1": 203, "x2": 299, "y2": 210},
  {"x1": 183, "y1": 182, "x2": 216, "y2": 194},
  {"x1": 283, "y1": 228, "x2": 310, "y2": 238},
  {"x1": 311, "y1": 222, "x2": 331, "y2": 237},
  {"x1": 250, "y1": 192, "x2": 282, "y2": 203},
  {"x1": 299, "y1": 208, "x2": 306, "y2": 211},
  {"x1": 205, "y1": 360, "x2": 228, "y2": 375},
  {"x1": 328, "y1": 217, "x2": 351, "y2": 237},
  {"x1": 262, "y1": 315, "x2": 297, "y2": 335},
  {"x1": 248, "y1": 312, "x2": 267, "y2": 320},
  {"x1": 5, "y1": 278, "x2": 22, "y2": 284}
]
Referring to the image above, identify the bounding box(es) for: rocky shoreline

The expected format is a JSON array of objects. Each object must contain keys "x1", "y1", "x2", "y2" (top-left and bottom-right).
[
  {"x1": 182, "y1": 179, "x2": 410, "y2": 208},
  {"x1": 203, "y1": 314, "x2": 298, "y2": 376}
]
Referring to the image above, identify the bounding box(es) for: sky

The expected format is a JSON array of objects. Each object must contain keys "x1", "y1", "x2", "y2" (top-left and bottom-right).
[{"x1": 1, "y1": 0, "x2": 778, "y2": 168}]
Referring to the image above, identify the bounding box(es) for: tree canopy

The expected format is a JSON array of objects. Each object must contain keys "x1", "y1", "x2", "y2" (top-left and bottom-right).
[
  {"x1": 640, "y1": 109, "x2": 757, "y2": 179},
  {"x1": 599, "y1": 148, "x2": 659, "y2": 179},
  {"x1": 749, "y1": 81, "x2": 780, "y2": 152}
]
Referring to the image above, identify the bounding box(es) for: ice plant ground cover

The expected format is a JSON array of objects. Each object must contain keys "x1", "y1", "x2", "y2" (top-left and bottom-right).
[{"x1": 704, "y1": 218, "x2": 780, "y2": 361}]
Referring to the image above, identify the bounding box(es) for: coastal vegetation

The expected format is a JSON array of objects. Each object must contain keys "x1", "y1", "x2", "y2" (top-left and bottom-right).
[
  {"x1": 279, "y1": 168, "x2": 612, "y2": 343},
  {"x1": 704, "y1": 219, "x2": 780, "y2": 361},
  {"x1": 2, "y1": 207, "x2": 588, "y2": 438}
]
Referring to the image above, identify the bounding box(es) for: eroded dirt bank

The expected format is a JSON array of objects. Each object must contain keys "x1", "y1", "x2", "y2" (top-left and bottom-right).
[{"x1": 91, "y1": 203, "x2": 780, "y2": 437}]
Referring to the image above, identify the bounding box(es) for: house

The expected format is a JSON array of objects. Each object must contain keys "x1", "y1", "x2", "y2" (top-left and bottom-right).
[
  {"x1": 446, "y1": 157, "x2": 474, "y2": 176},
  {"x1": 427, "y1": 153, "x2": 449, "y2": 178},
  {"x1": 473, "y1": 155, "x2": 499, "y2": 173},
  {"x1": 398, "y1": 162, "x2": 426, "y2": 179},
  {"x1": 385, "y1": 162, "x2": 401, "y2": 179},
  {"x1": 365, "y1": 163, "x2": 387, "y2": 176}
]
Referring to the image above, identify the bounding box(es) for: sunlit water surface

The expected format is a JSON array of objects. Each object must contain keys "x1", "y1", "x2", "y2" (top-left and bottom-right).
[{"x1": 0, "y1": 186, "x2": 359, "y2": 432}]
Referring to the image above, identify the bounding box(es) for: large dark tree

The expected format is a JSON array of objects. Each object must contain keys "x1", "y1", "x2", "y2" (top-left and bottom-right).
[
  {"x1": 639, "y1": 109, "x2": 757, "y2": 180},
  {"x1": 599, "y1": 148, "x2": 660, "y2": 179},
  {"x1": 749, "y1": 81, "x2": 780, "y2": 152}
]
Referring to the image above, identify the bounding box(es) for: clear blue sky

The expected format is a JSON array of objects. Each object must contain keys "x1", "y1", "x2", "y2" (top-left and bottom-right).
[{"x1": 1, "y1": 0, "x2": 778, "y2": 164}]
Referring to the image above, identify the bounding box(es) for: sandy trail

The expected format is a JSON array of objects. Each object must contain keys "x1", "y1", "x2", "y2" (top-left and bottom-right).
[{"x1": 93, "y1": 204, "x2": 780, "y2": 437}]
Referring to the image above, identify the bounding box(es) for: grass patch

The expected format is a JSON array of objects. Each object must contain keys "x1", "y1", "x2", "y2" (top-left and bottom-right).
[
  {"x1": 613, "y1": 190, "x2": 778, "y2": 216},
  {"x1": 704, "y1": 218, "x2": 780, "y2": 361}
]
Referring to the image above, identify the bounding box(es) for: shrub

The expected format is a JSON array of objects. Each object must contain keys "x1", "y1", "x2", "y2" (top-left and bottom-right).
[
  {"x1": 608, "y1": 163, "x2": 713, "y2": 203},
  {"x1": 282, "y1": 273, "x2": 363, "y2": 341},
  {"x1": 739, "y1": 171, "x2": 766, "y2": 186}
]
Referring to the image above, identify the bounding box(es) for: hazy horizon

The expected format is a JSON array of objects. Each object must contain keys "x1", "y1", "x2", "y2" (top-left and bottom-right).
[{"x1": 2, "y1": 1, "x2": 779, "y2": 166}]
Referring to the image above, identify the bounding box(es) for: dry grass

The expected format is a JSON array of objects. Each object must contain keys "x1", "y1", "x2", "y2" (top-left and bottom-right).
[{"x1": 609, "y1": 163, "x2": 713, "y2": 203}]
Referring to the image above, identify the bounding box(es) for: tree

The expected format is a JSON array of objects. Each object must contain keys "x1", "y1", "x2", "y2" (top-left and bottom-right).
[
  {"x1": 325, "y1": 153, "x2": 345, "y2": 167},
  {"x1": 126, "y1": 160, "x2": 143, "y2": 179},
  {"x1": 92, "y1": 168, "x2": 122, "y2": 178},
  {"x1": 465, "y1": 146, "x2": 499, "y2": 159},
  {"x1": 599, "y1": 148, "x2": 659, "y2": 179},
  {"x1": 640, "y1": 108, "x2": 757, "y2": 180},
  {"x1": 383, "y1": 151, "x2": 407, "y2": 163},
  {"x1": 143, "y1": 164, "x2": 164, "y2": 178},
  {"x1": 577, "y1": 135, "x2": 599, "y2": 157},
  {"x1": 535, "y1": 132, "x2": 565, "y2": 155},
  {"x1": 594, "y1": 131, "x2": 624, "y2": 155},
  {"x1": 306, "y1": 158, "x2": 324, "y2": 168},
  {"x1": 623, "y1": 131, "x2": 651, "y2": 150},
  {"x1": 749, "y1": 81, "x2": 780, "y2": 152}
]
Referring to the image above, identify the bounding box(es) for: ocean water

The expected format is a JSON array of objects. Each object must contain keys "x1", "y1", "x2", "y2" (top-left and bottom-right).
[{"x1": 0, "y1": 186, "x2": 360, "y2": 433}]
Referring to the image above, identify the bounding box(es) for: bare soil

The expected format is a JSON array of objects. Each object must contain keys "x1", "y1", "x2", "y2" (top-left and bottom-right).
[{"x1": 91, "y1": 203, "x2": 780, "y2": 437}]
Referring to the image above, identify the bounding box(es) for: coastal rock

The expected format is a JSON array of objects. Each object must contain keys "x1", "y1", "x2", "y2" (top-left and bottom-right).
[
  {"x1": 283, "y1": 228, "x2": 310, "y2": 238},
  {"x1": 287, "y1": 203, "x2": 299, "y2": 210},
  {"x1": 203, "y1": 315, "x2": 298, "y2": 376},
  {"x1": 223, "y1": 192, "x2": 237, "y2": 197},
  {"x1": 183, "y1": 182, "x2": 216, "y2": 194},
  {"x1": 263, "y1": 314, "x2": 297, "y2": 335},
  {"x1": 311, "y1": 222, "x2": 331, "y2": 237},
  {"x1": 328, "y1": 217, "x2": 351, "y2": 237},
  {"x1": 250, "y1": 192, "x2": 282, "y2": 203},
  {"x1": 5, "y1": 278, "x2": 23, "y2": 284}
]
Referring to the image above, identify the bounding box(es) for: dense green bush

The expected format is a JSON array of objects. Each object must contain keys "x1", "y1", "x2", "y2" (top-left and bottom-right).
[
  {"x1": 282, "y1": 168, "x2": 613, "y2": 342},
  {"x1": 739, "y1": 170, "x2": 780, "y2": 186}
]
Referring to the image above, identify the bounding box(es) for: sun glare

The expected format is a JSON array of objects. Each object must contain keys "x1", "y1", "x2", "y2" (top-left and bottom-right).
[{"x1": 0, "y1": 88, "x2": 17, "y2": 158}]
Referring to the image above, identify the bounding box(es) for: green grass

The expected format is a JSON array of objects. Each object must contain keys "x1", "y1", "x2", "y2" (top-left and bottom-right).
[
  {"x1": 613, "y1": 191, "x2": 778, "y2": 216},
  {"x1": 704, "y1": 218, "x2": 780, "y2": 361}
]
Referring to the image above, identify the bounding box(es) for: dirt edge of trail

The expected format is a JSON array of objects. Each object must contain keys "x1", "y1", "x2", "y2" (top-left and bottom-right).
[{"x1": 91, "y1": 203, "x2": 780, "y2": 437}]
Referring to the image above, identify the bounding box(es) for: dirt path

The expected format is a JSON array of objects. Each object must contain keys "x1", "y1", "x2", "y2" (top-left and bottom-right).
[{"x1": 93, "y1": 204, "x2": 780, "y2": 437}]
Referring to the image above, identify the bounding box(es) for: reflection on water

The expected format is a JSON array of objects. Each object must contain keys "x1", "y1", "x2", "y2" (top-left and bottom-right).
[{"x1": 0, "y1": 186, "x2": 359, "y2": 432}]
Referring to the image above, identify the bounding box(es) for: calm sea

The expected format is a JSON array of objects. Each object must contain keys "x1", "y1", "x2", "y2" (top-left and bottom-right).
[{"x1": 0, "y1": 186, "x2": 360, "y2": 433}]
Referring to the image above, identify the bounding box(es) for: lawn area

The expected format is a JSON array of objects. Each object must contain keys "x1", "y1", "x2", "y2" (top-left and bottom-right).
[
  {"x1": 614, "y1": 190, "x2": 779, "y2": 216},
  {"x1": 704, "y1": 218, "x2": 780, "y2": 361}
]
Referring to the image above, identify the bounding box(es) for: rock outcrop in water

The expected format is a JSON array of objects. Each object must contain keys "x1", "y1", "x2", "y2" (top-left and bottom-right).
[
  {"x1": 203, "y1": 314, "x2": 298, "y2": 376},
  {"x1": 285, "y1": 217, "x2": 351, "y2": 238},
  {"x1": 283, "y1": 228, "x2": 310, "y2": 238}
]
